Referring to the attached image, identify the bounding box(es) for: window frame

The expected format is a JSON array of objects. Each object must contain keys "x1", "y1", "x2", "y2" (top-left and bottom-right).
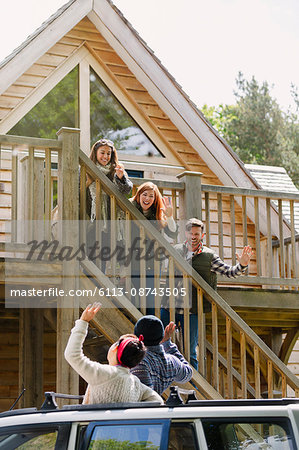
[
  {"x1": 201, "y1": 416, "x2": 298, "y2": 450},
  {"x1": 168, "y1": 421, "x2": 199, "y2": 450},
  {"x1": 80, "y1": 419, "x2": 171, "y2": 450},
  {"x1": 0, "y1": 422, "x2": 71, "y2": 450}
]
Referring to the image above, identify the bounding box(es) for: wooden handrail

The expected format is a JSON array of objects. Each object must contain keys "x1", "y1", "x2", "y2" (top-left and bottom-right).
[
  {"x1": 201, "y1": 183, "x2": 299, "y2": 201},
  {"x1": 0, "y1": 134, "x2": 62, "y2": 149},
  {"x1": 130, "y1": 176, "x2": 185, "y2": 191},
  {"x1": 272, "y1": 234, "x2": 299, "y2": 247},
  {"x1": 79, "y1": 149, "x2": 299, "y2": 397},
  {"x1": 1, "y1": 132, "x2": 298, "y2": 398}
]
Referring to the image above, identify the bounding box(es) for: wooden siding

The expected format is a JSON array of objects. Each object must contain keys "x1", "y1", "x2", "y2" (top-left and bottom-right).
[{"x1": 0, "y1": 302, "x2": 56, "y2": 412}]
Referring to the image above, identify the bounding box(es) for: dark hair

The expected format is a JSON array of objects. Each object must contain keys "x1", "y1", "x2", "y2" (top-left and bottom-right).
[
  {"x1": 185, "y1": 218, "x2": 204, "y2": 232},
  {"x1": 117, "y1": 335, "x2": 146, "y2": 368},
  {"x1": 89, "y1": 139, "x2": 119, "y2": 181}
]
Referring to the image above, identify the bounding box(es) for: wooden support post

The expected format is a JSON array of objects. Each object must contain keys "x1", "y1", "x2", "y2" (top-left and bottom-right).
[
  {"x1": 19, "y1": 154, "x2": 45, "y2": 241},
  {"x1": 19, "y1": 308, "x2": 44, "y2": 408},
  {"x1": 177, "y1": 171, "x2": 203, "y2": 220},
  {"x1": 56, "y1": 127, "x2": 80, "y2": 400}
]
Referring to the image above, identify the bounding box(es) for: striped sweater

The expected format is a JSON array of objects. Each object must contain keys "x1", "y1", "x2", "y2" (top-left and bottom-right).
[{"x1": 130, "y1": 339, "x2": 193, "y2": 395}]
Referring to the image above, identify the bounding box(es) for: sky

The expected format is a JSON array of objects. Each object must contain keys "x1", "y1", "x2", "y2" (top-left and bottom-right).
[{"x1": 0, "y1": 0, "x2": 298, "y2": 112}]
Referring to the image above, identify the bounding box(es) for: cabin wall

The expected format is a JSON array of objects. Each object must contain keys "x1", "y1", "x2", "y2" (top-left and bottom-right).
[{"x1": 0, "y1": 301, "x2": 56, "y2": 412}]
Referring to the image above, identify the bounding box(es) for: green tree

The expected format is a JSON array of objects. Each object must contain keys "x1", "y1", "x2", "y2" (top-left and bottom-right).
[
  {"x1": 9, "y1": 67, "x2": 79, "y2": 139},
  {"x1": 202, "y1": 73, "x2": 299, "y2": 187}
]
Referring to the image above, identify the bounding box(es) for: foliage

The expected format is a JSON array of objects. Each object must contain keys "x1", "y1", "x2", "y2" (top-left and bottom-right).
[
  {"x1": 202, "y1": 72, "x2": 299, "y2": 187},
  {"x1": 88, "y1": 438, "x2": 159, "y2": 449},
  {"x1": 9, "y1": 66, "x2": 160, "y2": 156},
  {"x1": 9, "y1": 67, "x2": 78, "y2": 139},
  {"x1": 18, "y1": 431, "x2": 57, "y2": 449}
]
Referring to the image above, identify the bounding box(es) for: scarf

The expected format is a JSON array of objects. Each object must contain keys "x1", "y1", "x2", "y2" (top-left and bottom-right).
[
  {"x1": 89, "y1": 163, "x2": 112, "y2": 224},
  {"x1": 185, "y1": 239, "x2": 203, "y2": 257}
]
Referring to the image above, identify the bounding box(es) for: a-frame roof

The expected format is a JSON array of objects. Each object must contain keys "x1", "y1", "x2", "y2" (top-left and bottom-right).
[{"x1": 0, "y1": 0, "x2": 259, "y2": 190}]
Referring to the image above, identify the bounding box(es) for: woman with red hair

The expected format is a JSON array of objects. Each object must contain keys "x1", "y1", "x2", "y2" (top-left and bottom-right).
[
  {"x1": 65, "y1": 303, "x2": 163, "y2": 404},
  {"x1": 129, "y1": 182, "x2": 177, "y2": 314}
]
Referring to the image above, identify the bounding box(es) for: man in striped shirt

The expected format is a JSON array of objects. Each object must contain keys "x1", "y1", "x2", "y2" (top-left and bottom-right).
[
  {"x1": 131, "y1": 315, "x2": 193, "y2": 395},
  {"x1": 161, "y1": 218, "x2": 253, "y2": 369}
]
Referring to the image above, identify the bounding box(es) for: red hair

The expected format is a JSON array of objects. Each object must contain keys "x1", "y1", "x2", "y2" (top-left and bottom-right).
[{"x1": 131, "y1": 182, "x2": 166, "y2": 227}]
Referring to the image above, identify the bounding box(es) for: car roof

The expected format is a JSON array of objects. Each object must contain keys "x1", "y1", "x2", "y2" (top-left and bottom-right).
[{"x1": 0, "y1": 398, "x2": 298, "y2": 428}]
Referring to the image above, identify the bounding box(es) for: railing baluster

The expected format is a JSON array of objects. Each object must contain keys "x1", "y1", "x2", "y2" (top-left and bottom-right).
[
  {"x1": 95, "y1": 178, "x2": 101, "y2": 221},
  {"x1": 45, "y1": 148, "x2": 51, "y2": 240},
  {"x1": 183, "y1": 274, "x2": 190, "y2": 362},
  {"x1": 230, "y1": 195, "x2": 236, "y2": 265},
  {"x1": 240, "y1": 331, "x2": 247, "y2": 398},
  {"x1": 254, "y1": 197, "x2": 261, "y2": 276},
  {"x1": 266, "y1": 198, "x2": 273, "y2": 278},
  {"x1": 198, "y1": 288, "x2": 206, "y2": 377},
  {"x1": 27, "y1": 147, "x2": 34, "y2": 240},
  {"x1": 11, "y1": 145, "x2": 17, "y2": 243},
  {"x1": 139, "y1": 226, "x2": 146, "y2": 314},
  {"x1": 125, "y1": 211, "x2": 132, "y2": 297},
  {"x1": 79, "y1": 166, "x2": 87, "y2": 247},
  {"x1": 278, "y1": 199, "x2": 285, "y2": 278},
  {"x1": 168, "y1": 257, "x2": 175, "y2": 324},
  {"x1": 281, "y1": 374, "x2": 287, "y2": 398},
  {"x1": 242, "y1": 196, "x2": 248, "y2": 247},
  {"x1": 95, "y1": 179, "x2": 103, "y2": 270},
  {"x1": 290, "y1": 200, "x2": 298, "y2": 281},
  {"x1": 220, "y1": 367, "x2": 225, "y2": 398},
  {"x1": 205, "y1": 192, "x2": 210, "y2": 248},
  {"x1": 217, "y1": 193, "x2": 224, "y2": 260},
  {"x1": 154, "y1": 241, "x2": 161, "y2": 318},
  {"x1": 268, "y1": 360, "x2": 273, "y2": 398},
  {"x1": 226, "y1": 316, "x2": 233, "y2": 398},
  {"x1": 110, "y1": 194, "x2": 117, "y2": 279},
  {"x1": 286, "y1": 243, "x2": 291, "y2": 278},
  {"x1": 254, "y1": 345, "x2": 261, "y2": 398},
  {"x1": 212, "y1": 302, "x2": 219, "y2": 392},
  {"x1": 172, "y1": 189, "x2": 177, "y2": 222}
]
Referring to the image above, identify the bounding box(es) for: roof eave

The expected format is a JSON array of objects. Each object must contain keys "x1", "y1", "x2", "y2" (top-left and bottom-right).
[{"x1": 0, "y1": 0, "x2": 93, "y2": 95}]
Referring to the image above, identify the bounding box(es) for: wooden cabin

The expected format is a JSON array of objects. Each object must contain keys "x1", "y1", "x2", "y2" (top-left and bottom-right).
[{"x1": 0, "y1": 0, "x2": 298, "y2": 411}]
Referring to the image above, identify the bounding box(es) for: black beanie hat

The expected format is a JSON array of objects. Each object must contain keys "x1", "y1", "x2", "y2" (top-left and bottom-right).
[{"x1": 134, "y1": 315, "x2": 164, "y2": 346}]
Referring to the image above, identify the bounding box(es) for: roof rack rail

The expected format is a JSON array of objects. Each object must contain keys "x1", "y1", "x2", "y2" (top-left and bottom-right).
[
  {"x1": 166, "y1": 386, "x2": 198, "y2": 406},
  {"x1": 185, "y1": 398, "x2": 299, "y2": 408},
  {"x1": 0, "y1": 408, "x2": 37, "y2": 419},
  {"x1": 41, "y1": 392, "x2": 84, "y2": 411}
]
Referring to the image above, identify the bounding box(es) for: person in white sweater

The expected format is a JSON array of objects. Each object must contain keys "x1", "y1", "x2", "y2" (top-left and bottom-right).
[{"x1": 64, "y1": 303, "x2": 163, "y2": 405}]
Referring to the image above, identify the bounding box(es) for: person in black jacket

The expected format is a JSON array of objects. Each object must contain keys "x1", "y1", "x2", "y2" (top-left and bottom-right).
[{"x1": 129, "y1": 182, "x2": 177, "y2": 314}]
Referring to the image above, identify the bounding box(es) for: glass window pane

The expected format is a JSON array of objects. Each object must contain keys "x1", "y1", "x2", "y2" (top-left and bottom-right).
[
  {"x1": 202, "y1": 419, "x2": 295, "y2": 450},
  {"x1": 88, "y1": 423, "x2": 163, "y2": 449},
  {"x1": 90, "y1": 68, "x2": 163, "y2": 157},
  {"x1": 17, "y1": 431, "x2": 58, "y2": 449},
  {"x1": 168, "y1": 423, "x2": 197, "y2": 449},
  {"x1": 9, "y1": 66, "x2": 79, "y2": 139},
  {"x1": 0, "y1": 430, "x2": 58, "y2": 449}
]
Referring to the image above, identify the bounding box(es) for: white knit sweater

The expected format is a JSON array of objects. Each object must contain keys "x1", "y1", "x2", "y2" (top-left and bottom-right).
[{"x1": 64, "y1": 319, "x2": 163, "y2": 405}]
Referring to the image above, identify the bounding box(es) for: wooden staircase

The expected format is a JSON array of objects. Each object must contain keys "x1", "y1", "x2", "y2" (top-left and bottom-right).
[{"x1": 0, "y1": 130, "x2": 298, "y2": 409}]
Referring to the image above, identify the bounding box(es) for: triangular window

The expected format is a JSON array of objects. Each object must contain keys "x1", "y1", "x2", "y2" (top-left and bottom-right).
[
  {"x1": 90, "y1": 68, "x2": 163, "y2": 157},
  {"x1": 8, "y1": 66, "x2": 79, "y2": 138}
]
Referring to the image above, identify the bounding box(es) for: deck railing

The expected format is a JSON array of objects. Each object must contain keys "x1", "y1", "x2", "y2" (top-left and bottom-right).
[
  {"x1": 78, "y1": 148, "x2": 299, "y2": 399},
  {"x1": 129, "y1": 176, "x2": 299, "y2": 289},
  {"x1": 1, "y1": 130, "x2": 299, "y2": 399}
]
